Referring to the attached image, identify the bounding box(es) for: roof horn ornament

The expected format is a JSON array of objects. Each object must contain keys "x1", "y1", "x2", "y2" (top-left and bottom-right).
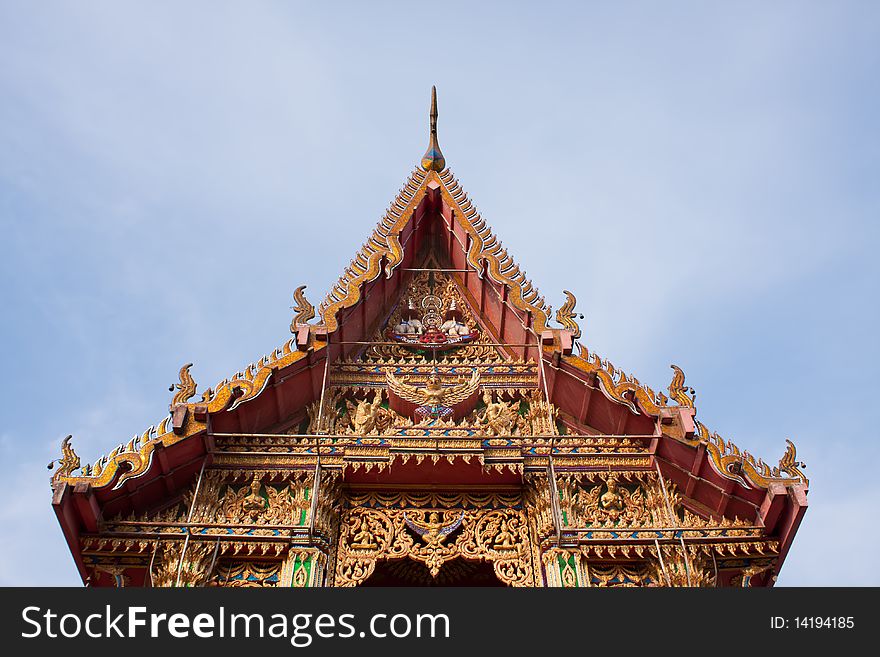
[
  {"x1": 48, "y1": 434, "x2": 81, "y2": 482},
  {"x1": 170, "y1": 362, "x2": 197, "y2": 407},
  {"x1": 420, "y1": 86, "x2": 446, "y2": 172},
  {"x1": 555, "y1": 290, "x2": 584, "y2": 339},
  {"x1": 290, "y1": 284, "x2": 316, "y2": 332},
  {"x1": 668, "y1": 365, "x2": 696, "y2": 409}
]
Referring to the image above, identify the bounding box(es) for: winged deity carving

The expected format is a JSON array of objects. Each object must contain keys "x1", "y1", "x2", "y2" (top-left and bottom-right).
[
  {"x1": 385, "y1": 369, "x2": 479, "y2": 408},
  {"x1": 404, "y1": 511, "x2": 464, "y2": 546}
]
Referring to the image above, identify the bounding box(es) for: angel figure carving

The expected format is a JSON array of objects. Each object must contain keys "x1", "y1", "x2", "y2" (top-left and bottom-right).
[
  {"x1": 573, "y1": 475, "x2": 647, "y2": 525},
  {"x1": 480, "y1": 390, "x2": 519, "y2": 436},
  {"x1": 221, "y1": 475, "x2": 307, "y2": 525},
  {"x1": 492, "y1": 517, "x2": 519, "y2": 550},
  {"x1": 345, "y1": 390, "x2": 388, "y2": 435},
  {"x1": 241, "y1": 474, "x2": 268, "y2": 520},
  {"x1": 350, "y1": 515, "x2": 378, "y2": 550},
  {"x1": 221, "y1": 474, "x2": 267, "y2": 523},
  {"x1": 386, "y1": 369, "x2": 480, "y2": 415}
]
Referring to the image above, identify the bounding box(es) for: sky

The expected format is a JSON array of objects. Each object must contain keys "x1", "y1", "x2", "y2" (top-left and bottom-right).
[{"x1": 0, "y1": 0, "x2": 877, "y2": 586}]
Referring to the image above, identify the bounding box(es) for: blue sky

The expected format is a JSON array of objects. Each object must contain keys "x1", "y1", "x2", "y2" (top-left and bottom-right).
[{"x1": 1, "y1": 1, "x2": 877, "y2": 585}]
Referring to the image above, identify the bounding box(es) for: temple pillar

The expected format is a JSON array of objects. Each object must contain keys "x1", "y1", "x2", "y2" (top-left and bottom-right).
[
  {"x1": 541, "y1": 548, "x2": 588, "y2": 587},
  {"x1": 280, "y1": 549, "x2": 328, "y2": 587}
]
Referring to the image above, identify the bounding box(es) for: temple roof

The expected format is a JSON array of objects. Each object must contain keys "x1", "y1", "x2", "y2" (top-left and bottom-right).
[{"x1": 49, "y1": 88, "x2": 808, "y2": 503}]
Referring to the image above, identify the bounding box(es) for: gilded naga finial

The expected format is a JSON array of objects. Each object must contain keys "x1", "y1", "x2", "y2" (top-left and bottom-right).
[
  {"x1": 170, "y1": 362, "x2": 197, "y2": 407},
  {"x1": 290, "y1": 285, "x2": 316, "y2": 332},
  {"x1": 555, "y1": 290, "x2": 584, "y2": 339},
  {"x1": 49, "y1": 435, "x2": 81, "y2": 482},
  {"x1": 420, "y1": 85, "x2": 446, "y2": 172},
  {"x1": 668, "y1": 365, "x2": 696, "y2": 408},
  {"x1": 776, "y1": 439, "x2": 808, "y2": 486}
]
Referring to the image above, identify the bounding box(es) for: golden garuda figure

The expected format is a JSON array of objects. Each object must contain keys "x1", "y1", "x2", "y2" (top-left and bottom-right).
[
  {"x1": 385, "y1": 369, "x2": 480, "y2": 421},
  {"x1": 404, "y1": 511, "x2": 464, "y2": 547}
]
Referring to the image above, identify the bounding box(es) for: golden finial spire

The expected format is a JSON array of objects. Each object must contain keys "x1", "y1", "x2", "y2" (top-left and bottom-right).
[{"x1": 421, "y1": 85, "x2": 446, "y2": 172}]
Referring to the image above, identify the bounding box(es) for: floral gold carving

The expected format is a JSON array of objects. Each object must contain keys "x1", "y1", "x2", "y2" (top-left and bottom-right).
[
  {"x1": 212, "y1": 561, "x2": 281, "y2": 587},
  {"x1": 335, "y1": 494, "x2": 533, "y2": 587}
]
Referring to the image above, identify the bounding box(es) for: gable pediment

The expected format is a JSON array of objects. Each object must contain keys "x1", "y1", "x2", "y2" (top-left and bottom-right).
[{"x1": 50, "y1": 91, "x2": 807, "y2": 593}]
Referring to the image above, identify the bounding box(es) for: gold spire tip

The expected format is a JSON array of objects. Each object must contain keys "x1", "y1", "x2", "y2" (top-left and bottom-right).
[{"x1": 421, "y1": 85, "x2": 446, "y2": 172}]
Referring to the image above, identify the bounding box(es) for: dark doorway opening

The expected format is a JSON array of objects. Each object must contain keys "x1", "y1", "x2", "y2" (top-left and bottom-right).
[{"x1": 360, "y1": 558, "x2": 505, "y2": 586}]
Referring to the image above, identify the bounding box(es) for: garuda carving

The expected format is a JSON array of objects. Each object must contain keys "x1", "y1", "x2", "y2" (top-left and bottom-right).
[
  {"x1": 386, "y1": 369, "x2": 480, "y2": 422},
  {"x1": 405, "y1": 511, "x2": 464, "y2": 547},
  {"x1": 405, "y1": 511, "x2": 464, "y2": 576},
  {"x1": 386, "y1": 370, "x2": 479, "y2": 407}
]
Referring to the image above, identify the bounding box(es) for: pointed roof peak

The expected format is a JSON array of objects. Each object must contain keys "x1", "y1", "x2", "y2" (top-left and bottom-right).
[{"x1": 421, "y1": 85, "x2": 446, "y2": 172}]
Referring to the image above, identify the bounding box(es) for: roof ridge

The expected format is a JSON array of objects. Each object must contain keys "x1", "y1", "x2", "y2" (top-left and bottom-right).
[
  {"x1": 437, "y1": 169, "x2": 551, "y2": 334},
  {"x1": 316, "y1": 167, "x2": 428, "y2": 332},
  {"x1": 313, "y1": 164, "x2": 554, "y2": 339}
]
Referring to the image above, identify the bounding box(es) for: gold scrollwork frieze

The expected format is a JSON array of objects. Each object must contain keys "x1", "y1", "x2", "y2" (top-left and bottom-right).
[{"x1": 335, "y1": 505, "x2": 534, "y2": 587}]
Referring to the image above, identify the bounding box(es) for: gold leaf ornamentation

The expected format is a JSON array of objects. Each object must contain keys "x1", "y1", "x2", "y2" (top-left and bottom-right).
[
  {"x1": 171, "y1": 363, "x2": 197, "y2": 407},
  {"x1": 50, "y1": 435, "x2": 80, "y2": 482},
  {"x1": 290, "y1": 285, "x2": 315, "y2": 331},
  {"x1": 555, "y1": 290, "x2": 583, "y2": 339}
]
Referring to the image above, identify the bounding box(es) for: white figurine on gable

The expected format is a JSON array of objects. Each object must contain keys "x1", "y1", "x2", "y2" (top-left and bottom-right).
[
  {"x1": 440, "y1": 299, "x2": 470, "y2": 337},
  {"x1": 395, "y1": 299, "x2": 425, "y2": 335}
]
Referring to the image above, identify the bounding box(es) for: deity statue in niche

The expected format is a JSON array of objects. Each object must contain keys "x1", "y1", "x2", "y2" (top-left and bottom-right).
[
  {"x1": 493, "y1": 518, "x2": 517, "y2": 550},
  {"x1": 242, "y1": 474, "x2": 267, "y2": 521},
  {"x1": 600, "y1": 475, "x2": 625, "y2": 514},
  {"x1": 351, "y1": 516, "x2": 378, "y2": 550}
]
